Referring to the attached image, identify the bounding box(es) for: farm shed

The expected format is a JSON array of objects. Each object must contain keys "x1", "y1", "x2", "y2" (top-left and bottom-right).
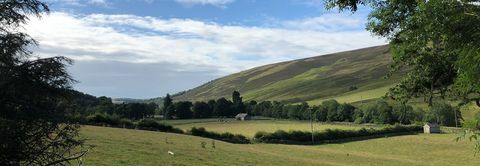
[
  {"x1": 235, "y1": 113, "x2": 251, "y2": 121},
  {"x1": 423, "y1": 123, "x2": 440, "y2": 133}
]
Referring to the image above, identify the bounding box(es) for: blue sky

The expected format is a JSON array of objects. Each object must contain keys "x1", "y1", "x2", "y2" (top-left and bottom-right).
[{"x1": 28, "y1": 0, "x2": 385, "y2": 99}]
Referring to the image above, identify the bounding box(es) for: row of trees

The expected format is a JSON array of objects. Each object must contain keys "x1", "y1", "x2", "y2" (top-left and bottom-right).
[
  {"x1": 70, "y1": 95, "x2": 158, "y2": 120},
  {"x1": 161, "y1": 91, "x2": 246, "y2": 119},
  {"x1": 161, "y1": 91, "x2": 461, "y2": 127}
]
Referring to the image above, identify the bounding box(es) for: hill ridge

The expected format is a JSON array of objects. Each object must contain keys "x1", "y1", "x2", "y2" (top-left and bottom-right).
[{"x1": 173, "y1": 45, "x2": 402, "y2": 104}]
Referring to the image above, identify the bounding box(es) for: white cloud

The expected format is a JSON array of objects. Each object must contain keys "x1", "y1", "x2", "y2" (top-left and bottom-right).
[
  {"x1": 174, "y1": 0, "x2": 235, "y2": 7},
  {"x1": 88, "y1": 0, "x2": 108, "y2": 6},
  {"x1": 26, "y1": 12, "x2": 385, "y2": 76},
  {"x1": 44, "y1": 0, "x2": 109, "y2": 6},
  {"x1": 282, "y1": 13, "x2": 364, "y2": 31}
]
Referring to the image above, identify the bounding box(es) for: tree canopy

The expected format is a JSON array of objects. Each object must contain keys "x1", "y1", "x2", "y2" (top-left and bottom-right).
[
  {"x1": 0, "y1": 0, "x2": 87, "y2": 164},
  {"x1": 326, "y1": 0, "x2": 480, "y2": 106}
]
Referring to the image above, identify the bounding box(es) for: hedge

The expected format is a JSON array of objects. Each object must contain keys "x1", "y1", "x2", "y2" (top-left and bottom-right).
[
  {"x1": 137, "y1": 119, "x2": 184, "y2": 133},
  {"x1": 254, "y1": 125, "x2": 422, "y2": 144},
  {"x1": 189, "y1": 127, "x2": 250, "y2": 144}
]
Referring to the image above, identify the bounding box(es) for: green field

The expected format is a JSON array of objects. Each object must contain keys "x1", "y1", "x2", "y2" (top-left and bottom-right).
[
  {"x1": 80, "y1": 125, "x2": 480, "y2": 165},
  {"x1": 166, "y1": 119, "x2": 381, "y2": 137}
]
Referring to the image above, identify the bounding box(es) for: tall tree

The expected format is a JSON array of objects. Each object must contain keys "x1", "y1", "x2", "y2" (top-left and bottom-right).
[
  {"x1": 214, "y1": 98, "x2": 232, "y2": 117},
  {"x1": 174, "y1": 101, "x2": 193, "y2": 119},
  {"x1": 0, "y1": 0, "x2": 87, "y2": 165},
  {"x1": 232, "y1": 91, "x2": 245, "y2": 115},
  {"x1": 193, "y1": 101, "x2": 211, "y2": 118},
  {"x1": 163, "y1": 94, "x2": 173, "y2": 119}
]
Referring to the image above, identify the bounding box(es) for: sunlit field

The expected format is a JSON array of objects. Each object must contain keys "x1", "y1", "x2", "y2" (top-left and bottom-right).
[
  {"x1": 80, "y1": 125, "x2": 480, "y2": 165},
  {"x1": 164, "y1": 119, "x2": 382, "y2": 137}
]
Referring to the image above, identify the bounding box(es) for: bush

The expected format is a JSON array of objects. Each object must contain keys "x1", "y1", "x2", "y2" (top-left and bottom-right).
[
  {"x1": 137, "y1": 119, "x2": 183, "y2": 133},
  {"x1": 425, "y1": 102, "x2": 462, "y2": 127},
  {"x1": 254, "y1": 125, "x2": 422, "y2": 144},
  {"x1": 119, "y1": 118, "x2": 135, "y2": 128},
  {"x1": 190, "y1": 127, "x2": 250, "y2": 144}
]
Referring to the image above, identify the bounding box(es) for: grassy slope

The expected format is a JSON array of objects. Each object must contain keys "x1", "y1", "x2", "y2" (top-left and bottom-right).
[
  {"x1": 174, "y1": 45, "x2": 404, "y2": 104},
  {"x1": 81, "y1": 125, "x2": 480, "y2": 165}
]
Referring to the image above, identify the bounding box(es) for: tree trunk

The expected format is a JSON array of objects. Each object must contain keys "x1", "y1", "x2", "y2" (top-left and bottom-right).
[{"x1": 476, "y1": 99, "x2": 480, "y2": 107}]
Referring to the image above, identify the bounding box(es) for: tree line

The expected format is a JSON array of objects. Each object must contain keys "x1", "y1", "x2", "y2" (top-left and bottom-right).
[{"x1": 159, "y1": 91, "x2": 461, "y2": 127}]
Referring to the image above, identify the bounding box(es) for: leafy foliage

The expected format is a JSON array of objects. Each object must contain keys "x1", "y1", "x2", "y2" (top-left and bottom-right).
[
  {"x1": 254, "y1": 125, "x2": 422, "y2": 145},
  {"x1": 0, "y1": 1, "x2": 91, "y2": 165},
  {"x1": 190, "y1": 127, "x2": 250, "y2": 144}
]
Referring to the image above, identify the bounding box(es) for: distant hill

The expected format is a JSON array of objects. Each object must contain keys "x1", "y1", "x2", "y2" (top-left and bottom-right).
[{"x1": 173, "y1": 45, "x2": 406, "y2": 104}]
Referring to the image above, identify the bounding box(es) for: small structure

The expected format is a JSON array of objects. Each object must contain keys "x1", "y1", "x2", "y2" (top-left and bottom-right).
[
  {"x1": 424, "y1": 123, "x2": 440, "y2": 133},
  {"x1": 235, "y1": 113, "x2": 251, "y2": 121}
]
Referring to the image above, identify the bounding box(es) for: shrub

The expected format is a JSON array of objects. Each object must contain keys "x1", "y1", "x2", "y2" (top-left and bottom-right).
[
  {"x1": 119, "y1": 118, "x2": 135, "y2": 128},
  {"x1": 425, "y1": 102, "x2": 462, "y2": 127},
  {"x1": 190, "y1": 127, "x2": 250, "y2": 144},
  {"x1": 254, "y1": 125, "x2": 422, "y2": 144},
  {"x1": 137, "y1": 119, "x2": 183, "y2": 133}
]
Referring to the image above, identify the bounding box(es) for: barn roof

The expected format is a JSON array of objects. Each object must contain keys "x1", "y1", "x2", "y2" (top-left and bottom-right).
[{"x1": 235, "y1": 113, "x2": 249, "y2": 118}]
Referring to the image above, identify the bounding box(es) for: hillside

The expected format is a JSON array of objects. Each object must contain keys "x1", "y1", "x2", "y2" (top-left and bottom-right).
[{"x1": 174, "y1": 45, "x2": 405, "y2": 104}]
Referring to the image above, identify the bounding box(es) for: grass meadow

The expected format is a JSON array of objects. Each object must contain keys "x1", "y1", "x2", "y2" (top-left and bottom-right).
[
  {"x1": 80, "y1": 125, "x2": 480, "y2": 165},
  {"x1": 164, "y1": 119, "x2": 381, "y2": 137}
]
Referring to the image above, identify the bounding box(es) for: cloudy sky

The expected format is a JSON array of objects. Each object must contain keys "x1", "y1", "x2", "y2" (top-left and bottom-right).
[{"x1": 27, "y1": 0, "x2": 386, "y2": 99}]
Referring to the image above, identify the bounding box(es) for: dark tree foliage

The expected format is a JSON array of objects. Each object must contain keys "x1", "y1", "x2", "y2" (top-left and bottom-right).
[
  {"x1": 313, "y1": 105, "x2": 327, "y2": 122},
  {"x1": 425, "y1": 102, "x2": 462, "y2": 127},
  {"x1": 174, "y1": 101, "x2": 193, "y2": 119},
  {"x1": 392, "y1": 103, "x2": 414, "y2": 125},
  {"x1": 164, "y1": 105, "x2": 175, "y2": 120},
  {"x1": 245, "y1": 100, "x2": 257, "y2": 114},
  {"x1": 193, "y1": 101, "x2": 211, "y2": 118},
  {"x1": 214, "y1": 97, "x2": 233, "y2": 117},
  {"x1": 232, "y1": 91, "x2": 245, "y2": 115},
  {"x1": 207, "y1": 99, "x2": 216, "y2": 112},
  {"x1": 322, "y1": 100, "x2": 340, "y2": 121},
  {"x1": 163, "y1": 93, "x2": 172, "y2": 117},
  {"x1": 0, "y1": 0, "x2": 88, "y2": 165}
]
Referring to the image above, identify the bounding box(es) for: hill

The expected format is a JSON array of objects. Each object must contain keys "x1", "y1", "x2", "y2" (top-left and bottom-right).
[{"x1": 174, "y1": 45, "x2": 405, "y2": 104}]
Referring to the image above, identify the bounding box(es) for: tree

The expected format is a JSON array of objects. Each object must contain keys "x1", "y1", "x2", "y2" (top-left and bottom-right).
[
  {"x1": 326, "y1": 0, "x2": 480, "y2": 106},
  {"x1": 392, "y1": 103, "x2": 414, "y2": 124},
  {"x1": 163, "y1": 94, "x2": 173, "y2": 119},
  {"x1": 313, "y1": 106, "x2": 327, "y2": 122},
  {"x1": 214, "y1": 98, "x2": 232, "y2": 117},
  {"x1": 322, "y1": 100, "x2": 340, "y2": 121},
  {"x1": 336, "y1": 103, "x2": 355, "y2": 122},
  {"x1": 193, "y1": 101, "x2": 211, "y2": 118},
  {"x1": 0, "y1": 1, "x2": 87, "y2": 164},
  {"x1": 174, "y1": 101, "x2": 193, "y2": 119},
  {"x1": 326, "y1": 0, "x2": 480, "y2": 152},
  {"x1": 164, "y1": 105, "x2": 175, "y2": 120},
  {"x1": 232, "y1": 91, "x2": 245, "y2": 114},
  {"x1": 245, "y1": 100, "x2": 257, "y2": 114},
  {"x1": 374, "y1": 101, "x2": 393, "y2": 124},
  {"x1": 425, "y1": 102, "x2": 462, "y2": 127}
]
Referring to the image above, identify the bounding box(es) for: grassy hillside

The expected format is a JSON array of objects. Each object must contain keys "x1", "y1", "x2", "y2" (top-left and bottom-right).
[
  {"x1": 80, "y1": 125, "x2": 480, "y2": 165},
  {"x1": 174, "y1": 45, "x2": 404, "y2": 104}
]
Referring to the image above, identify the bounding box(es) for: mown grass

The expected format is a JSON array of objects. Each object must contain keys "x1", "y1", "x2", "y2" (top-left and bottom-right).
[
  {"x1": 169, "y1": 119, "x2": 377, "y2": 137},
  {"x1": 80, "y1": 125, "x2": 480, "y2": 165}
]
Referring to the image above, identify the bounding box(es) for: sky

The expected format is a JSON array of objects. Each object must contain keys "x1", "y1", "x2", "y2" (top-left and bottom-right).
[{"x1": 26, "y1": 0, "x2": 386, "y2": 99}]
